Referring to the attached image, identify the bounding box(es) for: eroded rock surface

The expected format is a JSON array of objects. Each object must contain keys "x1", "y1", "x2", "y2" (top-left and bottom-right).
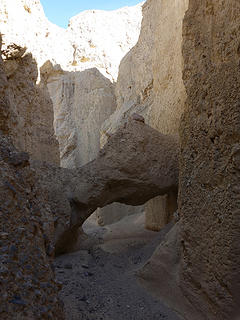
[
  {"x1": 0, "y1": 49, "x2": 63, "y2": 319},
  {"x1": 178, "y1": 1, "x2": 240, "y2": 319},
  {"x1": 0, "y1": 1, "x2": 145, "y2": 231},
  {"x1": 45, "y1": 66, "x2": 116, "y2": 168},
  {"x1": 100, "y1": 0, "x2": 188, "y2": 230},
  {"x1": 33, "y1": 118, "x2": 179, "y2": 254},
  {"x1": 0, "y1": 0, "x2": 143, "y2": 81},
  {"x1": 0, "y1": 136, "x2": 64, "y2": 319},
  {"x1": 2, "y1": 44, "x2": 60, "y2": 165},
  {"x1": 74, "y1": 119, "x2": 178, "y2": 212}
]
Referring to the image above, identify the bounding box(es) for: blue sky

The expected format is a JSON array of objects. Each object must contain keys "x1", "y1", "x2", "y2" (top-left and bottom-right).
[{"x1": 40, "y1": 0, "x2": 142, "y2": 28}]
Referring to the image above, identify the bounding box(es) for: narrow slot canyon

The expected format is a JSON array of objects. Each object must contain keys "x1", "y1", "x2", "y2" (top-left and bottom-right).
[{"x1": 1, "y1": 0, "x2": 240, "y2": 319}]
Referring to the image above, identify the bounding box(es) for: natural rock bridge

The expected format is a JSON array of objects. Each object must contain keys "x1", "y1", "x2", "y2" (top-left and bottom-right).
[{"x1": 33, "y1": 116, "x2": 179, "y2": 254}]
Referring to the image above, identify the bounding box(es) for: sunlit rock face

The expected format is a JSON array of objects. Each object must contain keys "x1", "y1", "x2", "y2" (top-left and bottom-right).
[
  {"x1": 0, "y1": 0, "x2": 143, "y2": 81},
  {"x1": 100, "y1": 0, "x2": 188, "y2": 230},
  {"x1": 0, "y1": 0, "x2": 144, "y2": 229},
  {"x1": 66, "y1": 4, "x2": 144, "y2": 81},
  {"x1": 0, "y1": 0, "x2": 144, "y2": 170},
  {"x1": 1, "y1": 45, "x2": 60, "y2": 165},
  {"x1": 0, "y1": 0, "x2": 72, "y2": 71},
  {"x1": 45, "y1": 67, "x2": 117, "y2": 168}
]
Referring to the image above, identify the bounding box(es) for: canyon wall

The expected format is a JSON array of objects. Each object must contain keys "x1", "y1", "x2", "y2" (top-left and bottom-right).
[
  {"x1": 0, "y1": 0, "x2": 143, "y2": 172},
  {"x1": 102, "y1": 0, "x2": 188, "y2": 141},
  {"x1": 140, "y1": 1, "x2": 240, "y2": 319},
  {"x1": 179, "y1": 1, "x2": 240, "y2": 318},
  {"x1": 46, "y1": 66, "x2": 116, "y2": 168},
  {"x1": 0, "y1": 45, "x2": 64, "y2": 319},
  {"x1": 2, "y1": 45, "x2": 59, "y2": 164},
  {"x1": 66, "y1": 3, "x2": 143, "y2": 81},
  {"x1": 100, "y1": 0, "x2": 188, "y2": 229},
  {"x1": 0, "y1": 0, "x2": 143, "y2": 80}
]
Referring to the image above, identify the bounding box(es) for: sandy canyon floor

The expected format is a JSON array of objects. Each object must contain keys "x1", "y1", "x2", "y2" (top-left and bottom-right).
[{"x1": 54, "y1": 213, "x2": 182, "y2": 320}]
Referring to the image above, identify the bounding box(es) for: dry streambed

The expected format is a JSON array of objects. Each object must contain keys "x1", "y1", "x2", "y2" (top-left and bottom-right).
[{"x1": 54, "y1": 214, "x2": 182, "y2": 320}]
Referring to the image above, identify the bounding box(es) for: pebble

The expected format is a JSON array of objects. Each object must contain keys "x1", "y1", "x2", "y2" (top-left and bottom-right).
[
  {"x1": 84, "y1": 271, "x2": 94, "y2": 277},
  {"x1": 78, "y1": 295, "x2": 87, "y2": 302},
  {"x1": 0, "y1": 232, "x2": 8, "y2": 239},
  {"x1": 9, "y1": 296, "x2": 27, "y2": 306}
]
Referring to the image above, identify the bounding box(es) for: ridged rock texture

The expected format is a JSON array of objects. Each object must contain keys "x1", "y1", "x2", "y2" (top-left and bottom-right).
[
  {"x1": 178, "y1": 1, "x2": 240, "y2": 319},
  {"x1": 100, "y1": 0, "x2": 188, "y2": 230},
  {"x1": 45, "y1": 66, "x2": 116, "y2": 169},
  {"x1": 0, "y1": 48, "x2": 64, "y2": 319}
]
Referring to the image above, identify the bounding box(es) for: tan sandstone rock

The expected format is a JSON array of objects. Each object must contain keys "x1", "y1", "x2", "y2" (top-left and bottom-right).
[
  {"x1": 2, "y1": 44, "x2": 60, "y2": 165},
  {"x1": 178, "y1": 1, "x2": 240, "y2": 319},
  {"x1": 0, "y1": 0, "x2": 143, "y2": 169},
  {"x1": 100, "y1": 0, "x2": 188, "y2": 230},
  {"x1": 1, "y1": 1, "x2": 144, "y2": 229},
  {"x1": 46, "y1": 66, "x2": 116, "y2": 168},
  {"x1": 33, "y1": 118, "x2": 179, "y2": 254},
  {"x1": 0, "y1": 0, "x2": 143, "y2": 81},
  {"x1": 0, "y1": 47, "x2": 64, "y2": 318}
]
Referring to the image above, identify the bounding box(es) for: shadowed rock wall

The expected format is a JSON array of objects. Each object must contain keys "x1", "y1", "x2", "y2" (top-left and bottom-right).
[
  {"x1": 179, "y1": 1, "x2": 240, "y2": 318},
  {"x1": 0, "y1": 44, "x2": 64, "y2": 319}
]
